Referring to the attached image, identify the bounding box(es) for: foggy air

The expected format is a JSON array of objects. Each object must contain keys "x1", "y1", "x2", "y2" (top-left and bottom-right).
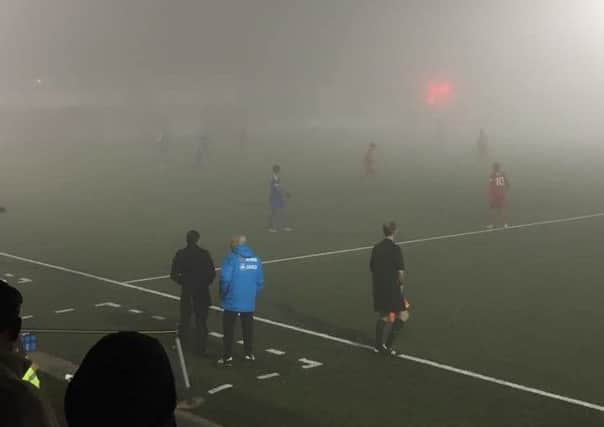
[{"x1": 1, "y1": 2, "x2": 604, "y2": 427}]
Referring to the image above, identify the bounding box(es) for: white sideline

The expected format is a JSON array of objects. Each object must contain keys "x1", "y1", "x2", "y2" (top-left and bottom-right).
[
  {"x1": 2, "y1": 211, "x2": 604, "y2": 412},
  {"x1": 396, "y1": 354, "x2": 604, "y2": 412},
  {"x1": 0, "y1": 252, "x2": 180, "y2": 301},
  {"x1": 123, "y1": 212, "x2": 604, "y2": 284}
]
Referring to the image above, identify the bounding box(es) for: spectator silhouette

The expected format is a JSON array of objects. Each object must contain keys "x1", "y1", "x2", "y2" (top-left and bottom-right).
[{"x1": 65, "y1": 331, "x2": 177, "y2": 427}]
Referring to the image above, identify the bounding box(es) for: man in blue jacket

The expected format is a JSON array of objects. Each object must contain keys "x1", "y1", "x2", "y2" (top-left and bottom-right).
[{"x1": 218, "y1": 235, "x2": 264, "y2": 367}]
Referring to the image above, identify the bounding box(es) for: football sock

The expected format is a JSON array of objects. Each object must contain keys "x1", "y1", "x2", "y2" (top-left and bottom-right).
[
  {"x1": 386, "y1": 319, "x2": 404, "y2": 348},
  {"x1": 375, "y1": 319, "x2": 387, "y2": 348},
  {"x1": 382, "y1": 322, "x2": 393, "y2": 348}
]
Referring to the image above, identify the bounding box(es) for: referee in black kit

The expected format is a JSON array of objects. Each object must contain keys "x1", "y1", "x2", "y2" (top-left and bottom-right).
[
  {"x1": 370, "y1": 221, "x2": 408, "y2": 356},
  {"x1": 171, "y1": 230, "x2": 216, "y2": 357}
]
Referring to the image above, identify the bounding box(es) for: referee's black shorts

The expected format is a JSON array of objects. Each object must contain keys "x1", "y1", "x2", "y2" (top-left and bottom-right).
[{"x1": 374, "y1": 289, "x2": 404, "y2": 316}]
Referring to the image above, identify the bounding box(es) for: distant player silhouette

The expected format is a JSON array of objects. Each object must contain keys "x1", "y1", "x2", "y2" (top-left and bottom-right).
[
  {"x1": 268, "y1": 164, "x2": 292, "y2": 232},
  {"x1": 363, "y1": 143, "x2": 377, "y2": 178}
]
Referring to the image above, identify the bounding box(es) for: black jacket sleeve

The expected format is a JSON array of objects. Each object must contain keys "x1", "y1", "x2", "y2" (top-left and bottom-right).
[
  {"x1": 395, "y1": 246, "x2": 405, "y2": 271},
  {"x1": 170, "y1": 251, "x2": 183, "y2": 285},
  {"x1": 207, "y1": 252, "x2": 217, "y2": 284}
]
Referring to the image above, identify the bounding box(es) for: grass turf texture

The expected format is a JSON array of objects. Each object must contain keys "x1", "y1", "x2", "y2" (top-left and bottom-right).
[{"x1": 1, "y1": 137, "x2": 604, "y2": 426}]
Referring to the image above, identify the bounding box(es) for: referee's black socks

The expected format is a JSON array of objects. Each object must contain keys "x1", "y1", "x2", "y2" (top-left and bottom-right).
[
  {"x1": 385, "y1": 319, "x2": 404, "y2": 348},
  {"x1": 375, "y1": 319, "x2": 387, "y2": 348}
]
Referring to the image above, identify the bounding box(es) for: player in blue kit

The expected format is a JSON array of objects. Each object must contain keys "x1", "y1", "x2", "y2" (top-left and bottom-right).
[{"x1": 268, "y1": 164, "x2": 293, "y2": 232}]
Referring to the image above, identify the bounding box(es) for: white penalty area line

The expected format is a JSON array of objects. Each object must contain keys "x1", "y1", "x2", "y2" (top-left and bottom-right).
[{"x1": 123, "y1": 212, "x2": 604, "y2": 285}]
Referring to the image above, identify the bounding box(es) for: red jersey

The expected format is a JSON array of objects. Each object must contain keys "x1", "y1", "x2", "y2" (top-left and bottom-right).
[{"x1": 489, "y1": 171, "x2": 508, "y2": 195}]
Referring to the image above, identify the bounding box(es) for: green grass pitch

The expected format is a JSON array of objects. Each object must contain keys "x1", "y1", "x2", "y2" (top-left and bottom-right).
[{"x1": 1, "y1": 136, "x2": 604, "y2": 426}]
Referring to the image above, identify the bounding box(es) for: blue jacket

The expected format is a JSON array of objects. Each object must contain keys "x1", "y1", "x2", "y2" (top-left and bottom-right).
[{"x1": 220, "y1": 244, "x2": 264, "y2": 312}]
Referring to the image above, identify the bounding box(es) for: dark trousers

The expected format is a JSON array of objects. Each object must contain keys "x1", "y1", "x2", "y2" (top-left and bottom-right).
[
  {"x1": 178, "y1": 287, "x2": 209, "y2": 354},
  {"x1": 222, "y1": 311, "x2": 254, "y2": 357}
]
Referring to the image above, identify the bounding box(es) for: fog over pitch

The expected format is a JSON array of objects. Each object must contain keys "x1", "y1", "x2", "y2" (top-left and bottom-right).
[{"x1": 0, "y1": 0, "x2": 603, "y2": 144}]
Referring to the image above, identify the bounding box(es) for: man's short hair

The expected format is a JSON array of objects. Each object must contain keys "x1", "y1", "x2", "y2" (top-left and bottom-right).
[
  {"x1": 382, "y1": 221, "x2": 398, "y2": 237},
  {"x1": 0, "y1": 280, "x2": 22, "y2": 333},
  {"x1": 186, "y1": 230, "x2": 200, "y2": 245},
  {"x1": 272, "y1": 164, "x2": 280, "y2": 173},
  {"x1": 230, "y1": 235, "x2": 247, "y2": 249}
]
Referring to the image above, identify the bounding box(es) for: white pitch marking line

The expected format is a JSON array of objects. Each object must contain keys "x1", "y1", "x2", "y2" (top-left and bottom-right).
[
  {"x1": 0, "y1": 252, "x2": 180, "y2": 301},
  {"x1": 95, "y1": 302, "x2": 121, "y2": 308},
  {"x1": 4, "y1": 273, "x2": 14, "y2": 277},
  {"x1": 395, "y1": 353, "x2": 604, "y2": 412},
  {"x1": 123, "y1": 212, "x2": 604, "y2": 284},
  {"x1": 8, "y1": 273, "x2": 604, "y2": 414},
  {"x1": 265, "y1": 348, "x2": 286, "y2": 356},
  {"x1": 2, "y1": 261, "x2": 604, "y2": 413},
  {"x1": 299, "y1": 358, "x2": 323, "y2": 369},
  {"x1": 251, "y1": 315, "x2": 604, "y2": 412},
  {"x1": 2, "y1": 212, "x2": 604, "y2": 412},
  {"x1": 209, "y1": 332, "x2": 224, "y2": 338},
  {"x1": 257, "y1": 372, "x2": 280, "y2": 380},
  {"x1": 208, "y1": 384, "x2": 233, "y2": 395},
  {"x1": 236, "y1": 339, "x2": 244, "y2": 345},
  {"x1": 17, "y1": 277, "x2": 32, "y2": 284},
  {"x1": 126, "y1": 274, "x2": 170, "y2": 284},
  {"x1": 54, "y1": 308, "x2": 75, "y2": 314},
  {"x1": 151, "y1": 315, "x2": 166, "y2": 321},
  {"x1": 128, "y1": 309, "x2": 143, "y2": 314},
  {"x1": 22, "y1": 315, "x2": 34, "y2": 320}
]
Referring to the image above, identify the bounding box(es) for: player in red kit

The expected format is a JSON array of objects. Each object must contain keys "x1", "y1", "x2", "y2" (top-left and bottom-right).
[{"x1": 487, "y1": 162, "x2": 510, "y2": 229}]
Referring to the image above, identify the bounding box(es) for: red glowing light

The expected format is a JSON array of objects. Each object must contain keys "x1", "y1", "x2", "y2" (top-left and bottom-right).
[{"x1": 426, "y1": 81, "x2": 453, "y2": 106}]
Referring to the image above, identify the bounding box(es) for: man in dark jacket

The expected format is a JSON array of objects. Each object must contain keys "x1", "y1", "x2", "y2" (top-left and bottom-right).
[
  {"x1": 370, "y1": 221, "x2": 407, "y2": 356},
  {"x1": 217, "y1": 235, "x2": 264, "y2": 367},
  {"x1": 171, "y1": 230, "x2": 216, "y2": 356}
]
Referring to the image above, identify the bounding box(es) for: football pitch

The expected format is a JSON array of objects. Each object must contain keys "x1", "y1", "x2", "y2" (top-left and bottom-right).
[{"x1": 1, "y1": 137, "x2": 604, "y2": 426}]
